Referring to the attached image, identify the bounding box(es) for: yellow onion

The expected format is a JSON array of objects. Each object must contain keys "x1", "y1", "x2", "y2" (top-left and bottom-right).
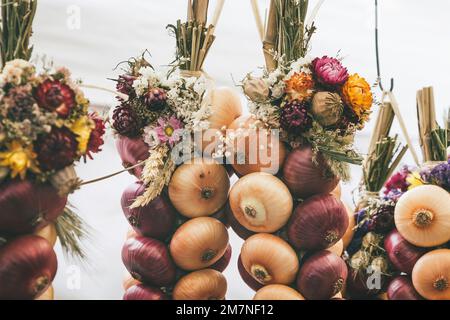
[
  {"x1": 168, "y1": 159, "x2": 230, "y2": 218},
  {"x1": 342, "y1": 202, "x2": 356, "y2": 249},
  {"x1": 229, "y1": 172, "x2": 293, "y2": 233},
  {"x1": 34, "y1": 223, "x2": 57, "y2": 247},
  {"x1": 35, "y1": 285, "x2": 54, "y2": 300},
  {"x1": 253, "y1": 285, "x2": 304, "y2": 300},
  {"x1": 241, "y1": 233, "x2": 299, "y2": 285},
  {"x1": 412, "y1": 249, "x2": 450, "y2": 300},
  {"x1": 394, "y1": 185, "x2": 450, "y2": 247},
  {"x1": 173, "y1": 269, "x2": 227, "y2": 300},
  {"x1": 229, "y1": 115, "x2": 287, "y2": 176},
  {"x1": 170, "y1": 217, "x2": 229, "y2": 271}
]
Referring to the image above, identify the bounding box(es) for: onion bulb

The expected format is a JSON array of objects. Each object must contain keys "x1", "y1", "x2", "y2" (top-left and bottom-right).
[
  {"x1": 210, "y1": 244, "x2": 232, "y2": 272},
  {"x1": 229, "y1": 115, "x2": 287, "y2": 176},
  {"x1": 412, "y1": 249, "x2": 450, "y2": 300},
  {"x1": 331, "y1": 183, "x2": 342, "y2": 199},
  {"x1": 121, "y1": 236, "x2": 176, "y2": 287},
  {"x1": 0, "y1": 235, "x2": 57, "y2": 300},
  {"x1": 170, "y1": 217, "x2": 229, "y2": 271},
  {"x1": 342, "y1": 202, "x2": 356, "y2": 249},
  {"x1": 168, "y1": 159, "x2": 230, "y2": 218},
  {"x1": 394, "y1": 185, "x2": 450, "y2": 247},
  {"x1": 121, "y1": 181, "x2": 176, "y2": 239},
  {"x1": 253, "y1": 285, "x2": 304, "y2": 300},
  {"x1": 123, "y1": 284, "x2": 167, "y2": 300},
  {"x1": 122, "y1": 271, "x2": 141, "y2": 291},
  {"x1": 327, "y1": 239, "x2": 344, "y2": 256},
  {"x1": 126, "y1": 228, "x2": 138, "y2": 240},
  {"x1": 227, "y1": 203, "x2": 255, "y2": 240},
  {"x1": 173, "y1": 269, "x2": 227, "y2": 300},
  {"x1": 34, "y1": 223, "x2": 57, "y2": 247},
  {"x1": 288, "y1": 194, "x2": 348, "y2": 251},
  {"x1": 296, "y1": 250, "x2": 348, "y2": 300},
  {"x1": 282, "y1": 146, "x2": 339, "y2": 199},
  {"x1": 0, "y1": 179, "x2": 67, "y2": 236},
  {"x1": 115, "y1": 136, "x2": 149, "y2": 179},
  {"x1": 384, "y1": 229, "x2": 426, "y2": 274},
  {"x1": 238, "y1": 255, "x2": 263, "y2": 291},
  {"x1": 35, "y1": 285, "x2": 54, "y2": 300},
  {"x1": 241, "y1": 233, "x2": 299, "y2": 285},
  {"x1": 387, "y1": 276, "x2": 423, "y2": 300},
  {"x1": 229, "y1": 172, "x2": 293, "y2": 233}
]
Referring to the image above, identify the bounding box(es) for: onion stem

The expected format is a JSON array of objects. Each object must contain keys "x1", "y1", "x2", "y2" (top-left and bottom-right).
[
  {"x1": 413, "y1": 209, "x2": 434, "y2": 227},
  {"x1": 433, "y1": 276, "x2": 449, "y2": 291},
  {"x1": 201, "y1": 187, "x2": 214, "y2": 199},
  {"x1": 201, "y1": 249, "x2": 217, "y2": 262},
  {"x1": 33, "y1": 276, "x2": 49, "y2": 295},
  {"x1": 251, "y1": 264, "x2": 272, "y2": 284}
]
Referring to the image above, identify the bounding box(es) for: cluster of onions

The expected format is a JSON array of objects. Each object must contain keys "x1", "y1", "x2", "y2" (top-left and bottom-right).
[
  {"x1": 119, "y1": 158, "x2": 232, "y2": 300},
  {"x1": 0, "y1": 179, "x2": 64, "y2": 300}
]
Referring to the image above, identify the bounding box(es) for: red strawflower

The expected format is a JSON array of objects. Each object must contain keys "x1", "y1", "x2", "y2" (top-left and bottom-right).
[
  {"x1": 34, "y1": 79, "x2": 76, "y2": 118},
  {"x1": 85, "y1": 113, "x2": 106, "y2": 161},
  {"x1": 280, "y1": 100, "x2": 313, "y2": 135}
]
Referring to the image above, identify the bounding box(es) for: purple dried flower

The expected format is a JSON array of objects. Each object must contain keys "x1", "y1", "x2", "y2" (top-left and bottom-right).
[{"x1": 280, "y1": 100, "x2": 313, "y2": 135}]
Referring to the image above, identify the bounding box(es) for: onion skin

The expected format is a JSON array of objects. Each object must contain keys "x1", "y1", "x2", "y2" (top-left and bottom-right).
[
  {"x1": 170, "y1": 217, "x2": 229, "y2": 271},
  {"x1": 387, "y1": 276, "x2": 423, "y2": 300},
  {"x1": 122, "y1": 271, "x2": 141, "y2": 291},
  {"x1": 121, "y1": 182, "x2": 176, "y2": 240},
  {"x1": 226, "y1": 203, "x2": 255, "y2": 240},
  {"x1": 331, "y1": 183, "x2": 342, "y2": 199},
  {"x1": 327, "y1": 239, "x2": 344, "y2": 257},
  {"x1": 115, "y1": 136, "x2": 149, "y2": 179},
  {"x1": 34, "y1": 223, "x2": 57, "y2": 247},
  {"x1": 241, "y1": 233, "x2": 299, "y2": 285},
  {"x1": 168, "y1": 159, "x2": 230, "y2": 218},
  {"x1": 342, "y1": 202, "x2": 355, "y2": 249},
  {"x1": 253, "y1": 284, "x2": 304, "y2": 300},
  {"x1": 173, "y1": 269, "x2": 227, "y2": 300},
  {"x1": 123, "y1": 284, "x2": 167, "y2": 300},
  {"x1": 229, "y1": 172, "x2": 293, "y2": 233},
  {"x1": 35, "y1": 285, "x2": 54, "y2": 300},
  {"x1": 121, "y1": 236, "x2": 176, "y2": 287},
  {"x1": 0, "y1": 179, "x2": 67, "y2": 236},
  {"x1": 282, "y1": 146, "x2": 339, "y2": 199},
  {"x1": 384, "y1": 229, "x2": 426, "y2": 274},
  {"x1": 0, "y1": 235, "x2": 58, "y2": 300},
  {"x1": 394, "y1": 185, "x2": 450, "y2": 247},
  {"x1": 229, "y1": 115, "x2": 287, "y2": 176},
  {"x1": 296, "y1": 250, "x2": 348, "y2": 300},
  {"x1": 288, "y1": 194, "x2": 348, "y2": 251},
  {"x1": 238, "y1": 255, "x2": 263, "y2": 292},
  {"x1": 211, "y1": 244, "x2": 232, "y2": 272},
  {"x1": 412, "y1": 249, "x2": 450, "y2": 300}
]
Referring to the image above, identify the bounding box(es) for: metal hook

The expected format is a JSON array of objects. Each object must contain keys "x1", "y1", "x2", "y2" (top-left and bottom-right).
[{"x1": 375, "y1": 0, "x2": 394, "y2": 92}]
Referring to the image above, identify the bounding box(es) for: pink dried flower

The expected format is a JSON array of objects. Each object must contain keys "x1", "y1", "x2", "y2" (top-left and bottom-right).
[
  {"x1": 312, "y1": 56, "x2": 349, "y2": 87},
  {"x1": 155, "y1": 115, "x2": 183, "y2": 146}
]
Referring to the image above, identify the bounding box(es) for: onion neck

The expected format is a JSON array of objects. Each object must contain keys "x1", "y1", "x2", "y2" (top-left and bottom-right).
[
  {"x1": 433, "y1": 276, "x2": 449, "y2": 291},
  {"x1": 324, "y1": 230, "x2": 339, "y2": 245},
  {"x1": 33, "y1": 276, "x2": 49, "y2": 296},
  {"x1": 201, "y1": 187, "x2": 214, "y2": 200},
  {"x1": 250, "y1": 264, "x2": 272, "y2": 284},
  {"x1": 240, "y1": 198, "x2": 266, "y2": 226},
  {"x1": 201, "y1": 249, "x2": 217, "y2": 262},
  {"x1": 413, "y1": 209, "x2": 434, "y2": 228},
  {"x1": 332, "y1": 278, "x2": 344, "y2": 296},
  {"x1": 128, "y1": 215, "x2": 139, "y2": 227}
]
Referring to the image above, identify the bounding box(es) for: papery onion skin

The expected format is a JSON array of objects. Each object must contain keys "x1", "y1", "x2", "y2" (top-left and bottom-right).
[
  {"x1": 229, "y1": 172, "x2": 293, "y2": 233},
  {"x1": 115, "y1": 136, "x2": 149, "y2": 179},
  {"x1": 121, "y1": 182, "x2": 176, "y2": 240},
  {"x1": 238, "y1": 255, "x2": 264, "y2": 292},
  {"x1": 288, "y1": 194, "x2": 348, "y2": 251},
  {"x1": 0, "y1": 179, "x2": 67, "y2": 236},
  {"x1": 35, "y1": 285, "x2": 54, "y2": 300},
  {"x1": 342, "y1": 202, "x2": 356, "y2": 249},
  {"x1": 170, "y1": 217, "x2": 229, "y2": 271},
  {"x1": 387, "y1": 276, "x2": 423, "y2": 300},
  {"x1": 327, "y1": 239, "x2": 344, "y2": 257},
  {"x1": 331, "y1": 183, "x2": 342, "y2": 199},
  {"x1": 226, "y1": 204, "x2": 255, "y2": 240},
  {"x1": 122, "y1": 271, "x2": 141, "y2": 291},
  {"x1": 412, "y1": 249, "x2": 450, "y2": 300},
  {"x1": 241, "y1": 233, "x2": 299, "y2": 285},
  {"x1": 229, "y1": 115, "x2": 287, "y2": 176},
  {"x1": 34, "y1": 223, "x2": 57, "y2": 247},
  {"x1": 253, "y1": 284, "x2": 305, "y2": 300},
  {"x1": 123, "y1": 284, "x2": 167, "y2": 300},
  {"x1": 0, "y1": 235, "x2": 58, "y2": 300},
  {"x1": 168, "y1": 159, "x2": 230, "y2": 218},
  {"x1": 121, "y1": 236, "x2": 176, "y2": 287},
  {"x1": 296, "y1": 250, "x2": 348, "y2": 300},
  {"x1": 173, "y1": 269, "x2": 227, "y2": 300},
  {"x1": 384, "y1": 229, "x2": 426, "y2": 274},
  {"x1": 211, "y1": 244, "x2": 232, "y2": 272},
  {"x1": 394, "y1": 185, "x2": 450, "y2": 247},
  {"x1": 282, "y1": 146, "x2": 339, "y2": 199}
]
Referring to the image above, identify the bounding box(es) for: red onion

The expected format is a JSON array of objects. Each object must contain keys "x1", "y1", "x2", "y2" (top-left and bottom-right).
[
  {"x1": 123, "y1": 284, "x2": 167, "y2": 300},
  {"x1": 384, "y1": 229, "x2": 426, "y2": 274},
  {"x1": 282, "y1": 146, "x2": 339, "y2": 199},
  {"x1": 121, "y1": 182, "x2": 176, "y2": 240},
  {"x1": 115, "y1": 136, "x2": 149, "y2": 179},
  {"x1": 0, "y1": 179, "x2": 67, "y2": 236},
  {"x1": 211, "y1": 204, "x2": 229, "y2": 227},
  {"x1": 387, "y1": 276, "x2": 423, "y2": 300},
  {"x1": 121, "y1": 236, "x2": 176, "y2": 287},
  {"x1": 0, "y1": 235, "x2": 57, "y2": 299},
  {"x1": 211, "y1": 244, "x2": 232, "y2": 272},
  {"x1": 226, "y1": 204, "x2": 255, "y2": 240},
  {"x1": 237, "y1": 255, "x2": 263, "y2": 292},
  {"x1": 288, "y1": 194, "x2": 348, "y2": 251},
  {"x1": 296, "y1": 250, "x2": 348, "y2": 300}
]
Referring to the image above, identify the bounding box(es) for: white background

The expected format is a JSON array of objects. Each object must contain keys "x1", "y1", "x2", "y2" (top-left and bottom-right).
[{"x1": 30, "y1": 0, "x2": 450, "y2": 299}]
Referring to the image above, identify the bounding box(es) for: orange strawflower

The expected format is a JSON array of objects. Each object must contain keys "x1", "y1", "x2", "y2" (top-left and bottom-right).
[
  {"x1": 342, "y1": 74, "x2": 373, "y2": 119},
  {"x1": 285, "y1": 72, "x2": 314, "y2": 102}
]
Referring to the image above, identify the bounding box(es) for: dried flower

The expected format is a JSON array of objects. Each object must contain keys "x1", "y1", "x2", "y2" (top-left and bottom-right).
[
  {"x1": 34, "y1": 79, "x2": 76, "y2": 118},
  {"x1": 0, "y1": 140, "x2": 39, "y2": 179},
  {"x1": 311, "y1": 91, "x2": 343, "y2": 127},
  {"x1": 112, "y1": 104, "x2": 142, "y2": 137},
  {"x1": 144, "y1": 87, "x2": 167, "y2": 111},
  {"x1": 384, "y1": 166, "x2": 411, "y2": 194},
  {"x1": 116, "y1": 75, "x2": 136, "y2": 96},
  {"x1": 421, "y1": 161, "x2": 450, "y2": 191},
  {"x1": 3, "y1": 86, "x2": 36, "y2": 121},
  {"x1": 285, "y1": 72, "x2": 314, "y2": 102},
  {"x1": 312, "y1": 56, "x2": 349, "y2": 87},
  {"x1": 341, "y1": 74, "x2": 373, "y2": 120},
  {"x1": 69, "y1": 116, "x2": 94, "y2": 154},
  {"x1": 243, "y1": 78, "x2": 269, "y2": 102},
  {"x1": 280, "y1": 100, "x2": 312, "y2": 134},
  {"x1": 154, "y1": 116, "x2": 183, "y2": 147},
  {"x1": 85, "y1": 113, "x2": 105, "y2": 160},
  {"x1": 406, "y1": 172, "x2": 424, "y2": 190}
]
